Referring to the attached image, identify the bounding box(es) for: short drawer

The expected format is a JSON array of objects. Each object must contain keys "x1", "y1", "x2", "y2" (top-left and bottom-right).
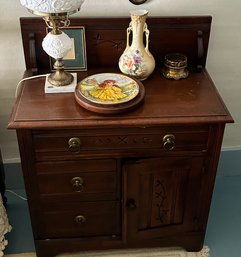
[
  {"x1": 36, "y1": 159, "x2": 118, "y2": 201},
  {"x1": 38, "y1": 201, "x2": 120, "y2": 238},
  {"x1": 33, "y1": 126, "x2": 209, "y2": 160}
]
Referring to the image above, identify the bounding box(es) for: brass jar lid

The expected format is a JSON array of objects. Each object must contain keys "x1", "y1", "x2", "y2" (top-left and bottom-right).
[
  {"x1": 164, "y1": 53, "x2": 187, "y2": 69},
  {"x1": 162, "y1": 53, "x2": 189, "y2": 80}
]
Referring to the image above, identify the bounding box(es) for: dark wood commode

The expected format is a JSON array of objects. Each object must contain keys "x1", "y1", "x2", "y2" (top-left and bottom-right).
[{"x1": 8, "y1": 16, "x2": 233, "y2": 257}]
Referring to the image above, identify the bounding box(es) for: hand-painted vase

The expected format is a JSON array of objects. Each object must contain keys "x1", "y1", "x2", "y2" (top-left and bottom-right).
[{"x1": 119, "y1": 9, "x2": 155, "y2": 81}]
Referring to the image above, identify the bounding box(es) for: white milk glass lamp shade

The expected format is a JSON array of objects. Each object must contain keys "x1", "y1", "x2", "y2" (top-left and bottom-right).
[
  {"x1": 20, "y1": 0, "x2": 85, "y2": 14},
  {"x1": 42, "y1": 32, "x2": 72, "y2": 60}
]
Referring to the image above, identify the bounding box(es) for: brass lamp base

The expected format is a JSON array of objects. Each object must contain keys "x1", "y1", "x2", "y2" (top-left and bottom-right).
[
  {"x1": 48, "y1": 70, "x2": 73, "y2": 87},
  {"x1": 48, "y1": 59, "x2": 74, "y2": 87}
]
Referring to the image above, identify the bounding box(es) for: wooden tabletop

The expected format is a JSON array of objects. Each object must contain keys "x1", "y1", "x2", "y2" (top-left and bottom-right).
[{"x1": 8, "y1": 68, "x2": 233, "y2": 129}]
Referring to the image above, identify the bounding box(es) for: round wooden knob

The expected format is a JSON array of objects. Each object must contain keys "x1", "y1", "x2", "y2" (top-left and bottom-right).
[{"x1": 126, "y1": 198, "x2": 137, "y2": 210}]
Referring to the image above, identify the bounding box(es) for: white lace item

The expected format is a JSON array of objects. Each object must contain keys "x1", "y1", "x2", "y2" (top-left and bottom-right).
[{"x1": 0, "y1": 195, "x2": 12, "y2": 257}]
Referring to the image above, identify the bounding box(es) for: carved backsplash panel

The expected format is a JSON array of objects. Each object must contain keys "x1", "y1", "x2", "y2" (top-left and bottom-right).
[{"x1": 20, "y1": 16, "x2": 211, "y2": 72}]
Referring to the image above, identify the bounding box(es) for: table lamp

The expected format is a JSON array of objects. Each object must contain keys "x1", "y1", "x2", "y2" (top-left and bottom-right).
[{"x1": 19, "y1": 0, "x2": 85, "y2": 87}]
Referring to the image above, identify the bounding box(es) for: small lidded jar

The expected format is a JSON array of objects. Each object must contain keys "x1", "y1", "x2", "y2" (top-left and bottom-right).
[{"x1": 162, "y1": 53, "x2": 189, "y2": 80}]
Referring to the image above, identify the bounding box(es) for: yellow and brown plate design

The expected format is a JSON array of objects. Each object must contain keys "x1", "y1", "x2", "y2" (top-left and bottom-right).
[{"x1": 77, "y1": 73, "x2": 139, "y2": 105}]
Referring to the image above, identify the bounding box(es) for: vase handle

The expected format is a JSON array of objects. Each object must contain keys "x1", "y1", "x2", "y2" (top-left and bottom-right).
[
  {"x1": 144, "y1": 23, "x2": 150, "y2": 51},
  {"x1": 126, "y1": 23, "x2": 132, "y2": 49}
]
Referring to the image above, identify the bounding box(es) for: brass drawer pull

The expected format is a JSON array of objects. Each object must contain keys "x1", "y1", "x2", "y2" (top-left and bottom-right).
[
  {"x1": 68, "y1": 137, "x2": 81, "y2": 153},
  {"x1": 75, "y1": 215, "x2": 86, "y2": 225},
  {"x1": 163, "y1": 134, "x2": 175, "y2": 151},
  {"x1": 71, "y1": 177, "x2": 84, "y2": 192}
]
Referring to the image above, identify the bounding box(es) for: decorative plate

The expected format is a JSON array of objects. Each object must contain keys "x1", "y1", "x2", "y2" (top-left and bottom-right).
[{"x1": 77, "y1": 73, "x2": 139, "y2": 105}]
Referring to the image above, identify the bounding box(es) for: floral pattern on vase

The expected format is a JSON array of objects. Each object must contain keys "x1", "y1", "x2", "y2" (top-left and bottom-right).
[{"x1": 120, "y1": 49, "x2": 148, "y2": 78}]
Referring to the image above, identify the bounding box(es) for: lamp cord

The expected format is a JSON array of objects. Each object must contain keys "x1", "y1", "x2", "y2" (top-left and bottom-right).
[
  {"x1": 6, "y1": 189, "x2": 27, "y2": 201},
  {"x1": 15, "y1": 74, "x2": 47, "y2": 98}
]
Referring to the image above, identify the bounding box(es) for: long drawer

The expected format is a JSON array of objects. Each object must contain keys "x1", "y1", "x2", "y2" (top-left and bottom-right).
[{"x1": 33, "y1": 126, "x2": 209, "y2": 161}]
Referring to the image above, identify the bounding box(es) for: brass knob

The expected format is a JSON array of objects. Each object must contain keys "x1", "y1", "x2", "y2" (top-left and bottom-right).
[
  {"x1": 68, "y1": 137, "x2": 81, "y2": 153},
  {"x1": 74, "y1": 215, "x2": 86, "y2": 225},
  {"x1": 71, "y1": 177, "x2": 84, "y2": 192},
  {"x1": 163, "y1": 134, "x2": 175, "y2": 151}
]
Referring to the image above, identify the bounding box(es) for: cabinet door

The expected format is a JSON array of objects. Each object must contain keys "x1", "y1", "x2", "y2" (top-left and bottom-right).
[{"x1": 123, "y1": 156, "x2": 205, "y2": 242}]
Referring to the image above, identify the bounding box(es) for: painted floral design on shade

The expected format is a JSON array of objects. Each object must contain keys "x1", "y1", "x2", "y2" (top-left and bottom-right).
[{"x1": 119, "y1": 50, "x2": 147, "y2": 79}]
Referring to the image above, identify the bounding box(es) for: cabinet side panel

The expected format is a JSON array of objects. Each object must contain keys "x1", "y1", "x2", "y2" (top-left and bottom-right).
[{"x1": 16, "y1": 129, "x2": 40, "y2": 238}]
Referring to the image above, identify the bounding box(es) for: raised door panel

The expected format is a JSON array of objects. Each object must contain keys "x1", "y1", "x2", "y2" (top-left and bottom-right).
[{"x1": 124, "y1": 156, "x2": 205, "y2": 242}]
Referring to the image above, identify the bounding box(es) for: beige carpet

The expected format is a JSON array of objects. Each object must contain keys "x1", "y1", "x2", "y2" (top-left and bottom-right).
[{"x1": 4, "y1": 246, "x2": 210, "y2": 257}]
